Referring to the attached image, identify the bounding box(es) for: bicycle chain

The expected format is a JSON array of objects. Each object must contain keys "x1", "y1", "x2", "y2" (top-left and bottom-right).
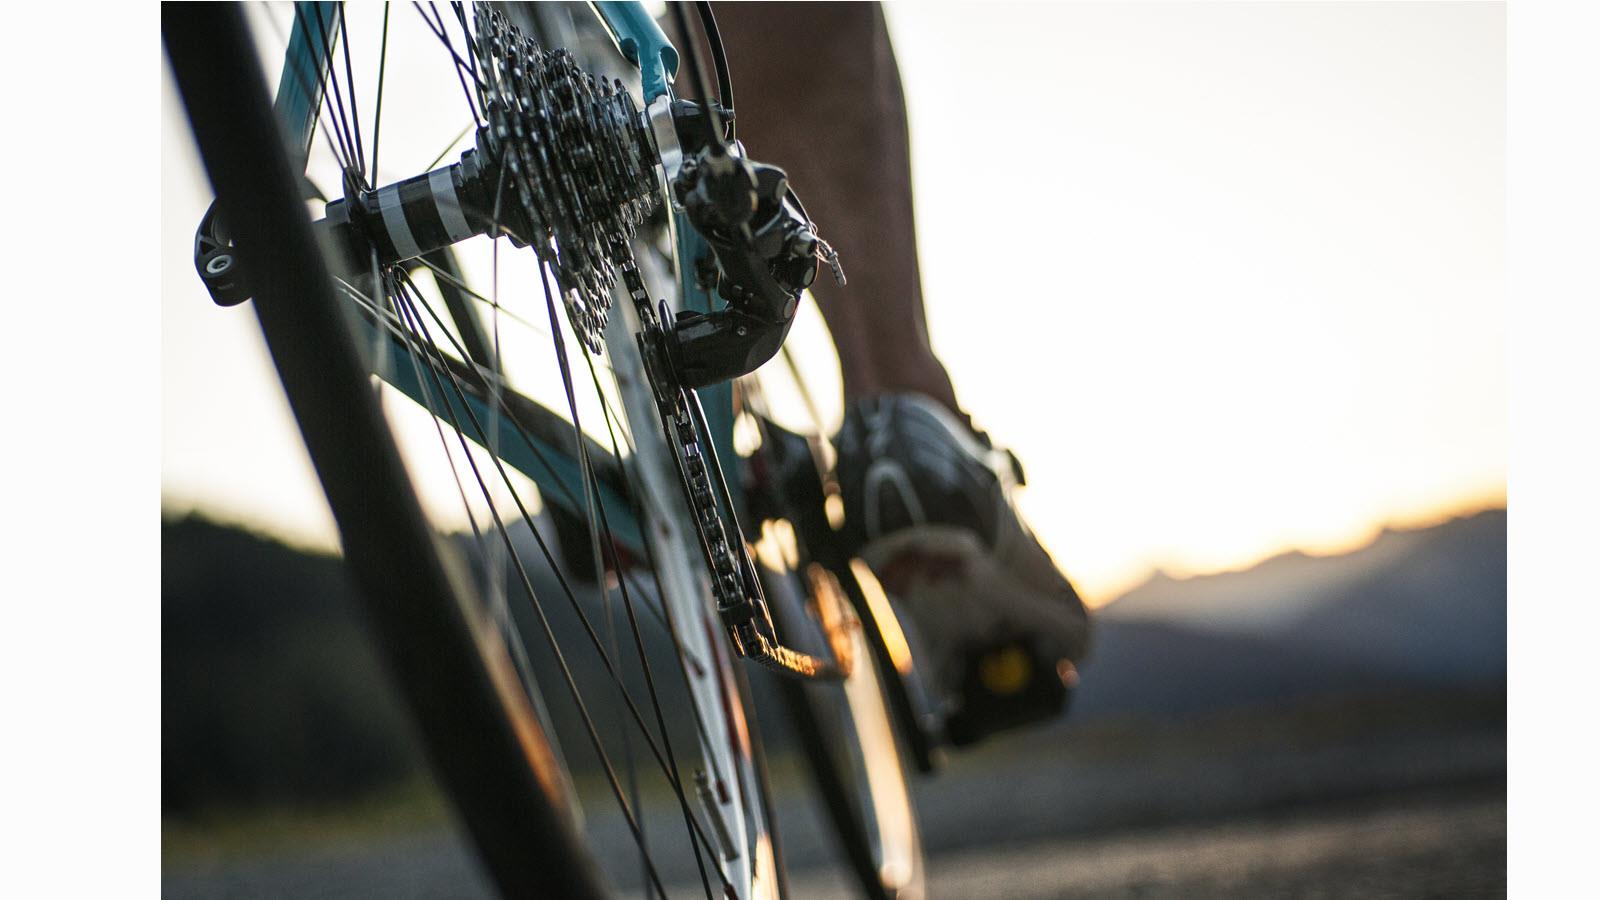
[
  {"x1": 619, "y1": 262, "x2": 834, "y2": 679},
  {"x1": 471, "y1": 3, "x2": 658, "y2": 352}
]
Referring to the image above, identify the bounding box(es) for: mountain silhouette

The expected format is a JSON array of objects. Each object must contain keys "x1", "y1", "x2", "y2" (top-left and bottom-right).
[
  {"x1": 1072, "y1": 508, "x2": 1506, "y2": 720},
  {"x1": 162, "y1": 505, "x2": 1506, "y2": 808}
]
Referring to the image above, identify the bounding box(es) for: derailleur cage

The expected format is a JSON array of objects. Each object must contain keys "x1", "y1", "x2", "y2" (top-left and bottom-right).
[{"x1": 659, "y1": 101, "x2": 841, "y2": 389}]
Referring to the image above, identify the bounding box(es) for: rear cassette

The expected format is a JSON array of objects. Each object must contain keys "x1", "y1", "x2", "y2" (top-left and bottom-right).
[{"x1": 471, "y1": 2, "x2": 659, "y2": 352}]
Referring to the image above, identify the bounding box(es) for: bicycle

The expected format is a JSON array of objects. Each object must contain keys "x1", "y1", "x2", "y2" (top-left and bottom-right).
[{"x1": 164, "y1": 3, "x2": 940, "y2": 897}]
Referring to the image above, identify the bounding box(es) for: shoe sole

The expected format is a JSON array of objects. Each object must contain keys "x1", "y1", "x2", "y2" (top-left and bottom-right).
[{"x1": 859, "y1": 525, "x2": 1088, "y2": 690}]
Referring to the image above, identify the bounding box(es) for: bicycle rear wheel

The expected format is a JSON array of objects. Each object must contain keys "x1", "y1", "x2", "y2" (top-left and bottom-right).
[{"x1": 166, "y1": 3, "x2": 783, "y2": 897}]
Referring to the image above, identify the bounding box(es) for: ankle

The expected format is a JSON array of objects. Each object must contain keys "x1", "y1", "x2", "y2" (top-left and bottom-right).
[{"x1": 843, "y1": 374, "x2": 963, "y2": 423}]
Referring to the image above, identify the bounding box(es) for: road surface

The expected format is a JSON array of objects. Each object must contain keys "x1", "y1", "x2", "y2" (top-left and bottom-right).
[{"x1": 164, "y1": 785, "x2": 1503, "y2": 898}]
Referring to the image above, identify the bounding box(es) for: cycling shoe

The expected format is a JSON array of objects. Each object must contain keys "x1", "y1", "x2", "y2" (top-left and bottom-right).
[{"x1": 835, "y1": 393, "x2": 1090, "y2": 745}]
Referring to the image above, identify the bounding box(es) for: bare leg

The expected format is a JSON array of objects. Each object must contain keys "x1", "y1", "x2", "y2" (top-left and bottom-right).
[{"x1": 705, "y1": 2, "x2": 961, "y2": 414}]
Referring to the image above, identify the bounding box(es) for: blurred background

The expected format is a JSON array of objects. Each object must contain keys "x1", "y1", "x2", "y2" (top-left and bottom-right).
[{"x1": 163, "y1": 1, "x2": 1504, "y2": 896}]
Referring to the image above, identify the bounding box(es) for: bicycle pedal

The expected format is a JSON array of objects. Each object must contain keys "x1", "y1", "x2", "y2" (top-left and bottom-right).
[{"x1": 943, "y1": 639, "x2": 1076, "y2": 747}]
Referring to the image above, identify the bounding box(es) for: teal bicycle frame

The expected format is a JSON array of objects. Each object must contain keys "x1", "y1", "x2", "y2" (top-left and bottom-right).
[{"x1": 274, "y1": 1, "x2": 738, "y2": 554}]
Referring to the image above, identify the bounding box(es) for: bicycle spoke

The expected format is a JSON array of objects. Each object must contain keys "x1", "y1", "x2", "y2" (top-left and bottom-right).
[
  {"x1": 387, "y1": 276, "x2": 675, "y2": 896},
  {"x1": 408, "y1": 254, "x2": 623, "y2": 382},
  {"x1": 424, "y1": 121, "x2": 475, "y2": 172},
  {"x1": 337, "y1": 272, "x2": 697, "y2": 669},
  {"x1": 305, "y1": 5, "x2": 360, "y2": 180},
  {"x1": 450, "y1": 1, "x2": 482, "y2": 85},
  {"x1": 537, "y1": 261, "x2": 722, "y2": 898},
  {"x1": 387, "y1": 276, "x2": 708, "y2": 680},
  {"x1": 260, "y1": 3, "x2": 355, "y2": 175},
  {"x1": 391, "y1": 272, "x2": 591, "y2": 506},
  {"x1": 384, "y1": 271, "x2": 734, "y2": 894},
  {"x1": 383, "y1": 271, "x2": 541, "y2": 697},
  {"x1": 412, "y1": 1, "x2": 483, "y2": 125},
  {"x1": 340, "y1": 265, "x2": 587, "y2": 849},
  {"x1": 584, "y1": 336, "x2": 737, "y2": 897},
  {"x1": 370, "y1": 2, "x2": 391, "y2": 178},
  {"x1": 336, "y1": 3, "x2": 368, "y2": 181}
]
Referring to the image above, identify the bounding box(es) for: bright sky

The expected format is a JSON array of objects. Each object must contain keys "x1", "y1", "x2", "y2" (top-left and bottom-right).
[{"x1": 162, "y1": 1, "x2": 1504, "y2": 606}]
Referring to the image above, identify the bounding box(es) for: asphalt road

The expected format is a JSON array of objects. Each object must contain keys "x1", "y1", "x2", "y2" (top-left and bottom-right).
[
  {"x1": 782, "y1": 787, "x2": 1505, "y2": 899},
  {"x1": 163, "y1": 783, "x2": 1503, "y2": 898}
]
